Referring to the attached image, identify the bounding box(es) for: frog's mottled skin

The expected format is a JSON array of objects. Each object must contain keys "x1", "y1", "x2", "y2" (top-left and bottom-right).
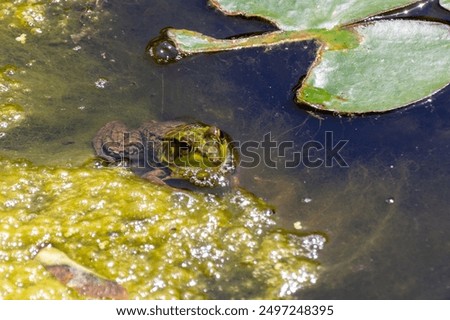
[{"x1": 92, "y1": 120, "x2": 238, "y2": 187}]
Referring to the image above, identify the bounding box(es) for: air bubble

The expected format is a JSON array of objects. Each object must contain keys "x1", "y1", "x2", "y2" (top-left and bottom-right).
[
  {"x1": 302, "y1": 197, "x2": 312, "y2": 204},
  {"x1": 385, "y1": 197, "x2": 395, "y2": 204},
  {"x1": 170, "y1": 192, "x2": 196, "y2": 209},
  {"x1": 95, "y1": 77, "x2": 108, "y2": 89},
  {"x1": 146, "y1": 36, "x2": 180, "y2": 64}
]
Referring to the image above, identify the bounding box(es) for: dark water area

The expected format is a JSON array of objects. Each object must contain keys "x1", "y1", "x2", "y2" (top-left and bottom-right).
[
  {"x1": 1, "y1": 0, "x2": 449, "y2": 299},
  {"x1": 136, "y1": 0, "x2": 450, "y2": 299},
  {"x1": 124, "y1": 0, "x2": 449, "y2": 298}
]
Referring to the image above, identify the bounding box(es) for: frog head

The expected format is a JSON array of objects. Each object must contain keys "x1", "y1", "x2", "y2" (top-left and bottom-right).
[{"x1": 159, "y1": 122, "x2": 238, "y2": 187}]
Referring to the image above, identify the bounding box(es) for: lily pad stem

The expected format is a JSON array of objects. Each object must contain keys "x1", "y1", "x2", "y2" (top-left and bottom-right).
[{"x1": 166, "y1": 27, "x2": 359, "y2": 55}]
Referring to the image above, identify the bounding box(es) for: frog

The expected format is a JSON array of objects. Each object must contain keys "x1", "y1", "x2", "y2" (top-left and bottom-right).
[
  {"x1": 31, "y1": 121, "x2": 238, "y2": 299},
  {"x1": 92, "y1": 120, "x2": 238, "y2": 188}
]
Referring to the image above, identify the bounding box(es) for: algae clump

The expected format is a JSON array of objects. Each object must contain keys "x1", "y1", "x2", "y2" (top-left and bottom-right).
[
  {"x1": 0, "y1": 0, "x2": 103, "y2": 37},
  {"x1": 0, "y1": 104, "x2": 24, "y2": 134},
  {"x1": 0, "y1": 157, "x2": 325, "y2": 299}
]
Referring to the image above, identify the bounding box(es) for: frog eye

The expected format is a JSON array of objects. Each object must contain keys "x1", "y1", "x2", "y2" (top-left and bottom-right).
[{"x1": 206, "y1": 126, "x2": 221, "y2": 138}]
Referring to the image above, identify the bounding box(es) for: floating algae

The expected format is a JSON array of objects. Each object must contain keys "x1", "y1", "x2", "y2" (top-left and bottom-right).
[
  {"x1": 0, "y1": 64, "x2": 24, "y2": 137},
  {"x1": 0, "y1": 0, "x2": 104, "y2": 38},
  {"x1": 0, "y1": 104, "x2": 24, "y2": 135},
  {"x1": 0, "y1": 0, "x2": 166, "y2": 165},
  {"x1": 0, "y1": 157, "x2": 325, "y2": 299}
]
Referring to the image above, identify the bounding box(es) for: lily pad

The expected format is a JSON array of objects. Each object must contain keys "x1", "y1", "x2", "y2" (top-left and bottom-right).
[
  {"x1": 298, "y1": 20, "x2": 450, "y2": 113},
  {"x1": 209, "y1": 0, "x2": 418, "y2": 30},
  {"x1": 152, "y1": 0, "x2": 450, "y2": 113},
  {"x1": 165, "y1": 27, "x2": 360, "y2": 55}
]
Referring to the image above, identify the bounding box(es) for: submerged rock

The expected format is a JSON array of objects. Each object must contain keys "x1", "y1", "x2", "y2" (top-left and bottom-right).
[{"x1": 36, "y1": 247, "x2": 128, "y2": 300}]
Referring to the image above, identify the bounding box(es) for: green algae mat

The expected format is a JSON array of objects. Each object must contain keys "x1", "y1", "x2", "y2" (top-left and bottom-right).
[{"x1": 0, "y1": 157, "x2": 325, "y2": 299}]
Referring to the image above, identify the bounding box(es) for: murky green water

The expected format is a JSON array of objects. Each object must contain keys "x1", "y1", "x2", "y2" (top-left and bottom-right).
[{"x1": 0, "y1": 0, "x2": 449, "y2": 299}]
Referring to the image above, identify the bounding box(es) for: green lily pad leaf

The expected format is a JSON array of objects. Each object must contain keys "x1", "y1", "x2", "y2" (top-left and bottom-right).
[
  {"x1": 210, "y1": 0, "x2": 418, "y2": 30},
  {"x1": 298, "y1": 20, "x2": 450, "y2": 113},
  {"x1": 441, "y1": 0, "x2": 450, "y2": 11},
  {"x1": 155, "y1": 0, "x2": 419, "y2": 59},
  {"x1": 151, "y1": 2, "x2": 450, "y2": 113}
]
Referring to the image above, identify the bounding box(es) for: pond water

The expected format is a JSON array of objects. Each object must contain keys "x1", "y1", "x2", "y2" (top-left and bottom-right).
[{"x1": 0, "y1": 0, "x2": 449, "y2": 299}]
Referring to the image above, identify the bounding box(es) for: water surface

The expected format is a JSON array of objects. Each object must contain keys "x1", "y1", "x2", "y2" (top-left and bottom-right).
[{"x1": 0, "y1": 0, "x2": 449, "y2": 299}]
